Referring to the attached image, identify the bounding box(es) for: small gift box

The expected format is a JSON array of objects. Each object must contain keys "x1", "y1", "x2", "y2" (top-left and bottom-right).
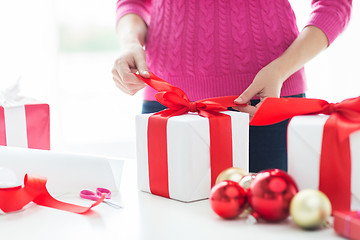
[
  {"x1": 135, "y1": 73, "x2": 249, "y2": 202},
  {"x1": 250, "y1": 97, "x2": 360, "y2": 212},
  {"x1": 334, "y1": 210, "x2": 360, "y2": 240},
  {"x1": 0, "y1": 82, "x2": 50, "y2": 150}
]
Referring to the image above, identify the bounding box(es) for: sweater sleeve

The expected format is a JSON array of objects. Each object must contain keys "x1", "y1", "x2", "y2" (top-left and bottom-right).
[
  {"x1": 116, "y1": 0, "x2": 152, "y2": 26},
  {"x1": 306, "y1": 0, "x2": 352, "y2": 45}
]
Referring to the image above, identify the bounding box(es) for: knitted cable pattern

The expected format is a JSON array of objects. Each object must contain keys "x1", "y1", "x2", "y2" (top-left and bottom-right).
[{"x1": 116, "y1": 0, "x2": 352, "y2": 101}]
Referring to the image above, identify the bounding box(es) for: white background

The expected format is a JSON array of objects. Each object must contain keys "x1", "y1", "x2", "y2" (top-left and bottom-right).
[{"x1": 0, "y1": 1, "x2": 359, "y2": 158}]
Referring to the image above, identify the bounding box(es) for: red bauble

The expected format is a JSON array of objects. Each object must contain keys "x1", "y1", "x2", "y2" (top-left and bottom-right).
[
  {"x1": 210, "y1": 180, "x2": 247, "y2": 219},
  {"x1": 247, "y1": 169, "x2": 298, "y2": 222}
]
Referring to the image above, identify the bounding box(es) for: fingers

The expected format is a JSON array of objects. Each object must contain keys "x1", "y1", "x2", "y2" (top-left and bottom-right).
[
  {"x1": 233, "y1": 97, "x2": 267, "y2": 120},
  {"x1": 112, "y1": 53, "x2": 148, "y2": 95},
  {"x1": 234, "y1": 83, "x2": 261, "y2": 105},
  {"x1": 133, "y1": 52, "x2": 150, "y2": 78},
  {"x1": 232, "y1": 104, "x2": 257, "y2": 120}
]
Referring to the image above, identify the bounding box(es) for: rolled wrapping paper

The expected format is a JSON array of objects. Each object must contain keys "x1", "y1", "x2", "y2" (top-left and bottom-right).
[
  {"x1": 0, "y1": 167, "x2": 21, "y2": 188},
  {"x1": 0, "y1": 146, "x2": 124, "y2": 195}
]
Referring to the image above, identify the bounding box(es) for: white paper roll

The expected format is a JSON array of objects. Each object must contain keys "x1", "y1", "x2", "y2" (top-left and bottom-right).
[{"x1": 0, "y1": 146, "x2": 124, "y2": 195}]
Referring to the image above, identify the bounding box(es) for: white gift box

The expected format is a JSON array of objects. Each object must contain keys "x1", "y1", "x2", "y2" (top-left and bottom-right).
[
  {"x1": 288, "y1": 115, "x2": 360, "y2": 210},
  {"x1": 136, "y1": 111, "x2": 249, "y2": 202}
]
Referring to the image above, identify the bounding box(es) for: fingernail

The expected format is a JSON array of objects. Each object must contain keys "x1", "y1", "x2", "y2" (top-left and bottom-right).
[
  {"x1": 234, "y1": 97, "x2": 242, "y2": 104},
  {"x1": 142, "y1": 70, "x2": 149, "y2": 76}
]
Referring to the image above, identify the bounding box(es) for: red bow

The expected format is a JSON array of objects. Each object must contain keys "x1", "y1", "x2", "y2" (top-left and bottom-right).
[
  {"x1": 251, "y1": 97, "x2": 360, "y2": 211},
  {"x1": 136, "y1": 72, "x2": 239, "y2": 117},
  {"x1": 135, "y1": 72, "x2": 242, "y2": 198}
]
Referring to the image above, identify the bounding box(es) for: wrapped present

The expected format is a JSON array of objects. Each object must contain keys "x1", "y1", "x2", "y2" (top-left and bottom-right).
[
  {"x1": 250, "y1": 97, "x2": 360, "y2": 212},
  {"x1": 334, "y1": 210, "x2": 360, "y2": 240},
  {"x1": 135, "y1": 73, "x2": 249, "y2": 202},
  {"x1": 0, "y1": 82, "x2": 50, "y2": 150},
  {"x1": 287, "y1": 115, "x2": 360, "y2": 210}
]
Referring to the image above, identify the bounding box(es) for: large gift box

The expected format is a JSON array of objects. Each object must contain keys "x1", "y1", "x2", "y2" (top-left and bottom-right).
[
  {"x1": 287, "y1": 115, "x2": 360, "y2": 210},
  {"x1": 135, "y1": 72, "x2": 249, "y2": 202},
  {"x1": 334, "y1": 210, "x2": 360, "y2": 240},
  {"x1": 136, "y1": 111, "x2": 249, "y2": 202},
  {"x1": 250, "y1": 97, "x2": 360, "y2": 212}
]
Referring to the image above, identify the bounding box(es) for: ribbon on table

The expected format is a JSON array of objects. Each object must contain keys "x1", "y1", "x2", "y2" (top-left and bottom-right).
[
  {"x1": 135, "y1": 72, "x2": 243, "y2": 198},
  {"x1": 0, "y1": 174, "x2": 104, "y2": 214},
  {"x1": 250, "y1": 97, "x2": 360, "y2": 211}
]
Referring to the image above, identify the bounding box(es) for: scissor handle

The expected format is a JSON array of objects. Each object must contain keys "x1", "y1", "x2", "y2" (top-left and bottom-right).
[
  {"x1": 96, "y1": 188, "x2": 111, "y2": 199},
  {"x1": 80, "y1": 190, "x2": 99, "y2": 201}
]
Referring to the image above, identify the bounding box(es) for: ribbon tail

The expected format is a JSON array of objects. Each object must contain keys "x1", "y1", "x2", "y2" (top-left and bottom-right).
[
  {"x1": 33, "y1": 189, "x2": 105, "y2": 214},
  {"x1": 208, "y1": 112, "x2": 233, "y2": 187},
  {"x1": 147, "y1": 114, "x2": 170, "y2": 198},
  {"x1": 250, "y1": 98, "x2": 328, "y2": 125},
  {"x1": 319, "y1": 116, "x2": 352, "y2": 212},
  {"x1": 25, "y1": 174, "x2": 104, "y2": 214}
]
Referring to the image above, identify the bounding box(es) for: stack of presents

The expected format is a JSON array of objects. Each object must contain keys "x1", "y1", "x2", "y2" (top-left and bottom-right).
[{"x1": 1, "y1": 73, "x2": 359, "y2": 239}]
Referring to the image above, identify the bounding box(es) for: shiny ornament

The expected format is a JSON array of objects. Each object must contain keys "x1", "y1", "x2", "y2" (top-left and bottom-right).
[
  {"x1": 215, "y1": 167, "x2": 248, "y2": 185},
  {"x1": 239, "y1": 174, "x2": 256, "y2": 191},
  {"x1": 210, "y1": 180, "x2": 247, "y2": 219},
  {"x1": 247, "y1": 169, "x2": 298, "y2": 222},
  {"x1": 290, "y1": 189, "x2": 332, "y2": 230}
]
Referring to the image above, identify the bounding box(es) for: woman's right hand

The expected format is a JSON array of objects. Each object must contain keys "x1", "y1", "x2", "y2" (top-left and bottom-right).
[{"x1": 112, "y1": 40, "x2": 150, "y2": 95}]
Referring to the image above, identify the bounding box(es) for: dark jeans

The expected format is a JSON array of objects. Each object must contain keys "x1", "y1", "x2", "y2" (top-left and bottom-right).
[{"x1": 142, "y1": 94, "x2": 305, "y2": 173}]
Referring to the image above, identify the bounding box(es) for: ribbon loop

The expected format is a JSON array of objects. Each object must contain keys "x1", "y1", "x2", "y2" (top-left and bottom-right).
[{"x1": 136, "y1": 72, "x2": 241, "y2": 118}]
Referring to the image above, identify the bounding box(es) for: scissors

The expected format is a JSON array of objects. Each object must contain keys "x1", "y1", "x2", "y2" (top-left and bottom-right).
[{"x1": 80, "y1": 188, "x2": 122, "y2": 209}]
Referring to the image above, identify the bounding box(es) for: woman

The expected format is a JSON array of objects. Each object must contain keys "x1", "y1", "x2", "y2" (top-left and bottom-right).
[{"x1": 112, "y1": 0, "x2": 352, "y2": 172}]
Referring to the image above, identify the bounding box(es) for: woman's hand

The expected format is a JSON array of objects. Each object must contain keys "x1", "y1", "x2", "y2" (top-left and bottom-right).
[
  {"x1": 233, "y1": 26, "x2": 328, "y2": 119},
  {"x1": 112, "y1": 40, "x2": 149, "y2": 95},
  {"x1": 112, "y1": 13, "x2": 150, "y2": 95},
  {"x1": 233, "y1": 60, "x2": 286, "y2": 119}
]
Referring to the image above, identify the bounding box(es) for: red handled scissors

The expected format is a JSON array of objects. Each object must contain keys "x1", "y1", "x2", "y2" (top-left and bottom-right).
[{"x1": 80, "y1": 188, "x2": 122, "y2": 209}]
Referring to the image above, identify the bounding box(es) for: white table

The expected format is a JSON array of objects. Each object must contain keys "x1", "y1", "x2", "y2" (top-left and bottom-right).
[{"x1": 1, "y1": 158, "x2": 343, "y2": 240}]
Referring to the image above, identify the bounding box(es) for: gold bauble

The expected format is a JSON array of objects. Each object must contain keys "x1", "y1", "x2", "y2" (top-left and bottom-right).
[
  {"x1": 290, "y1": 189, "x2": 332, "y2": 230},
  {"x1": 215, "y1": 167, "x2": 248, "y2": 185},
  {"x1": 239, "y1": 174, "x2": 256, "y2": 190}
]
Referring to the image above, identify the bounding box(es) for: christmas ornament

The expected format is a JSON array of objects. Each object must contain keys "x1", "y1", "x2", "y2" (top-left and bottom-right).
[
  {"x1": 239, "y1": 173, "x2": 256, "y2": 191},
  {"x1": 210, "y1": 180, "x2": 247, "y2": 219},
  {"x1": 290, "y1": 189, "x2": 332, "y2": 230},
  {"x1": 215, "y1": 167, "x2": 247, "y2": 185},
  {"x1": 247, "y1": 169, "x2": 298, "y2": 222},
  {"x1": 238, "y1": 174, "x2": 257, "y2": 218}
]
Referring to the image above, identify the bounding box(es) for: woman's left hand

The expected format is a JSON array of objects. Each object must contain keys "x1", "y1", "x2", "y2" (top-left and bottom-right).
[
  {"x1": 232, "y1": 60, "x2": 287, "y2": 119},
  {"x1": 232, "y1": 26, "x2": 329, "y2": 119}
]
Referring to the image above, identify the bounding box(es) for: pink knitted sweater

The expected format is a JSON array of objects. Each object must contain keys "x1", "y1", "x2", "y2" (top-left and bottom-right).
[{"x1": 116, "y1": 0, "x2": 352, "y2": 101}]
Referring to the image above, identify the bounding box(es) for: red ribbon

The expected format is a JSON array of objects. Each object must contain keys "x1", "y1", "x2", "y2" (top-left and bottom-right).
[
  {"x1": 0, "y1": 174, "x2": 104, "y2": 214},
  {"x1": 136, "y1": 73, "x2": 242, "y2": 198},
  {"x1": 250, "y1": 97, "x2": 360, "y2": 211}
]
